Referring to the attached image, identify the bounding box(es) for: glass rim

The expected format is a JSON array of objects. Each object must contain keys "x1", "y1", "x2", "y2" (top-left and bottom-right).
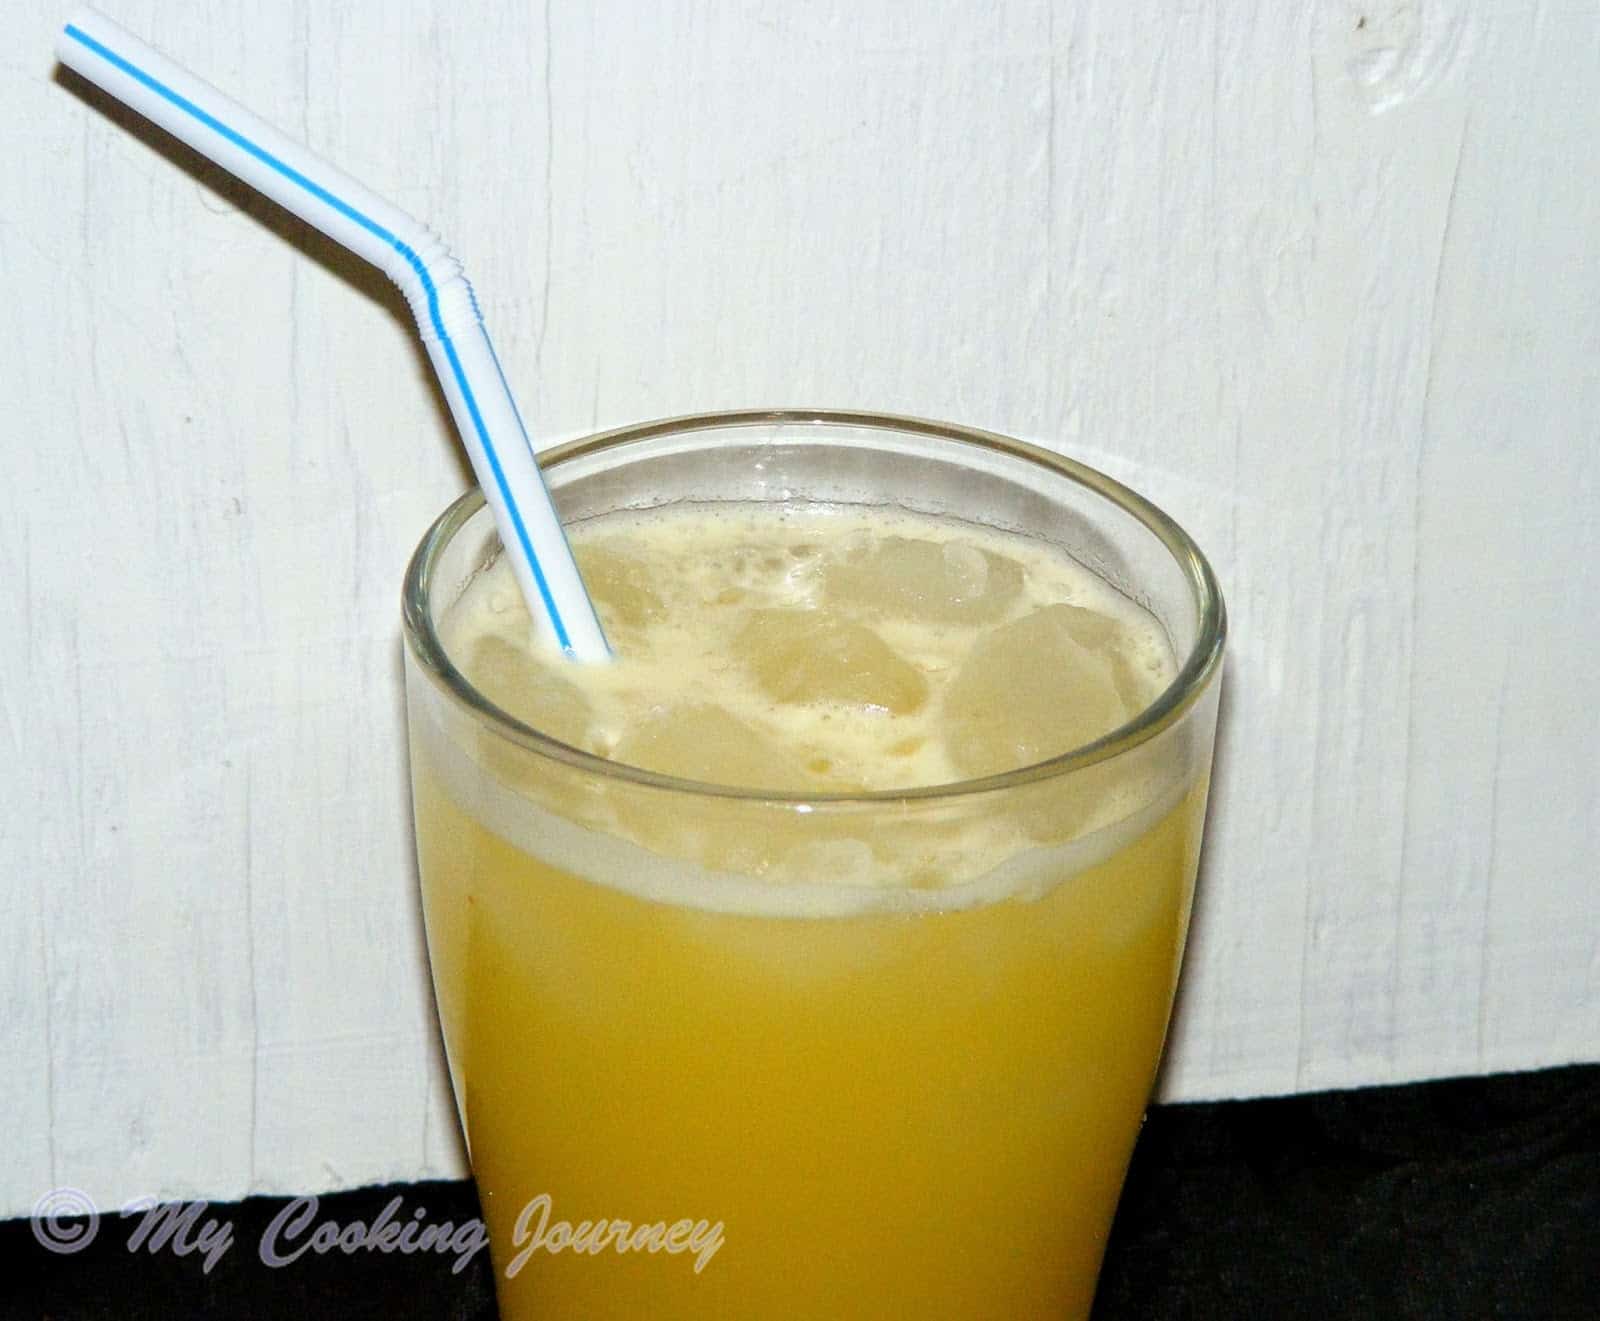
[{"x1": 402, "y1": 408, "x2": 1227, "y2": 806}]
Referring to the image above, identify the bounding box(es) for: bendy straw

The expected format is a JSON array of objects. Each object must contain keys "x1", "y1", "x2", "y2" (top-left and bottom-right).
[{"x1": 58, "y1": 7, "x2": 611, "y2": 660}]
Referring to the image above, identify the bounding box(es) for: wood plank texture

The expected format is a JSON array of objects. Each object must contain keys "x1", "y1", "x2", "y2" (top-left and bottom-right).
[{"x1": 3, "y1": 0, "x2": 1596, "y2": 1213}]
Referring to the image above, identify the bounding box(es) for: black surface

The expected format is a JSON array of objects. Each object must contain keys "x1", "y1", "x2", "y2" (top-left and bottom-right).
[{"x1": 7, "y1": 1064, "x2": 1598, "y2": 1318}]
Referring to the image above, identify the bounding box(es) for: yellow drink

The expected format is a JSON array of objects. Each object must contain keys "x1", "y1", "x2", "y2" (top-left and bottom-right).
[{"x1": 403, "y1": 413, "x2": 1225, "y2": 1320}]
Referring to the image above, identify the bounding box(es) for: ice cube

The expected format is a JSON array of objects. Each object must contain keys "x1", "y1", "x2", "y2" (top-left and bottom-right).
[
  {"x1": 942, "y1": 605, "x2": 1132, "y2": 777},
  {"x1": 467, "y1": 636, "x2": 592, "y2": 747},
  {"x1": 823, "y1": 535, "x2": 1023, "y2": 623},
  {"x1": 1048, "y1": 603, "x2": 1164, "y2": 713},
  {"x1": 573, "y1": 541, "x2": 664, "y2": 632},
  {"x1": 1049, "y1": 602, "x2": 1120, "y2": 649},
  {"x1": 941, "y1": 541, "x2": 991, "y2": 599},
  {"x1": 614, "y1": 704, "x2": 812, "y2": 791},
  {"x1": 736, "y1": 609, "x2": 929, "y2": 715}
]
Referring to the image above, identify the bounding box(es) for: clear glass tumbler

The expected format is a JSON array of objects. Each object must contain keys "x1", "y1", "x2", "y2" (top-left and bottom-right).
[{"x1": 402, "y1": 410, "x2": 1225, "y2": 1320}]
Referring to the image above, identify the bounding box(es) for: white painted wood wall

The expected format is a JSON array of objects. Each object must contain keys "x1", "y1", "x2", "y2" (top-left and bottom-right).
[{"x1": 4, "y1": 0, "x2": 1596, "y2": 1217}]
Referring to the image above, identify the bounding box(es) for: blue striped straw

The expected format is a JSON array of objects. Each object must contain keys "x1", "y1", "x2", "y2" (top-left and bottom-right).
[{"x1": 57, "y1": 7, "x2": 611, "y2": 662}]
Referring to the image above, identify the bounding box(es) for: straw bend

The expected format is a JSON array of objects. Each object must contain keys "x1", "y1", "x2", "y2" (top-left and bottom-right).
[{"x1": 56, "y1": 6, "x2": 611, "y2": 661}]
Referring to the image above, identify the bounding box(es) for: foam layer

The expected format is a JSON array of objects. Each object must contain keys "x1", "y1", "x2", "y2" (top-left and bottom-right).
[
  {"x1": 417, "y1": 502, "x2": 1192, "y2": 910},
  {"x1": 413, "y1": 693, "x2": 1193, "y2": 917},
  {"x1": 440, "y1": 502, "x2": 1175, "y2": 794}
]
